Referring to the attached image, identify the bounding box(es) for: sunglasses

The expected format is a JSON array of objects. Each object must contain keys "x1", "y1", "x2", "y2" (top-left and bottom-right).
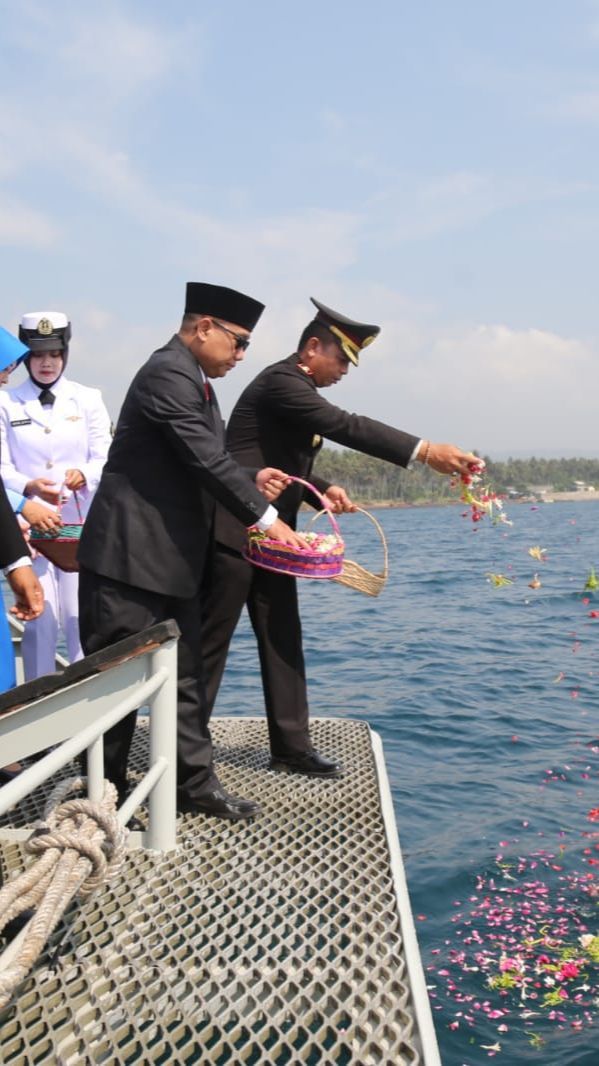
[{"x1": 212, "y1": 320, "x2": 251, "y2": 351}]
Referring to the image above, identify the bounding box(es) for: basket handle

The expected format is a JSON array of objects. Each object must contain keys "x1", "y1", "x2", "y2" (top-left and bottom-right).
[
  {"x1": 310, "y1": 505, "x2": 388, "y2": 574},
  {"x1": 57, "y1": 484, "x2": 84, "y2": 522},
  {"x1": 285, "y1": 475, "x2": 341, "y2": 537}
]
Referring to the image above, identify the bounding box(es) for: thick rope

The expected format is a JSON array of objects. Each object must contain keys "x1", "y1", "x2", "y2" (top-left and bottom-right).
[{"x1": 0, "y1": 776, "x2": 128, "y2": 1009}]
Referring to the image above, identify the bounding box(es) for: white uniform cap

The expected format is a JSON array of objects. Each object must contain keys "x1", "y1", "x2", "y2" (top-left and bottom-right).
[{"x1": 20, "y1": 311, "x2": 69, "y2": 332}]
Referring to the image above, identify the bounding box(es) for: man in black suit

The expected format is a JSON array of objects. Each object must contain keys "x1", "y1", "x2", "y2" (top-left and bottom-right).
[
  {"x1": 0, "y1": 476, "x2": 44, "y2": 621},
  {"x1": 201, "y1": 298, "x2": 476, "y2": 777},
  {"x1": 78, "y1": 283, "x2": 305, "y2": 821}
]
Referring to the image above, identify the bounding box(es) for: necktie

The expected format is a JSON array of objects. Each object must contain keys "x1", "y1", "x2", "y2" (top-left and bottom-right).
[
  {"x1": 38, "y1": 388, "x2": 56, "y2": 407},
  {"x1": 204, "y1": 380, "x2": 211, "y2": 402}
]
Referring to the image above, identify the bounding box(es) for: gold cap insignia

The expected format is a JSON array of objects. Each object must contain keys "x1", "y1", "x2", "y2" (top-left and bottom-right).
[{"x1": 37, "y1": 318, "x2": 54, "y2": 336}]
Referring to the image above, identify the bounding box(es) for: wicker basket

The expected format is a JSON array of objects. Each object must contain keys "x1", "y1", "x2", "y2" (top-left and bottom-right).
[
  {"x1": 244, "y1": 477, "x2": 344, "y2": 579},
  {"x1": 311, "y1": 506, "x2": 388, "y2": 596},
  {"x1": 29, "y1": 524, "x2": 83, "y2": 573},
  {"x1": 28, "y1": 489, "x2": 83, "y2": 573}
]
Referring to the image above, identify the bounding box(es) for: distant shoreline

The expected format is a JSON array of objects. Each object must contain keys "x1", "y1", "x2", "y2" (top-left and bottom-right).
[{"x1": 339, "y1": 492, "x2": 599, "y2": 511}]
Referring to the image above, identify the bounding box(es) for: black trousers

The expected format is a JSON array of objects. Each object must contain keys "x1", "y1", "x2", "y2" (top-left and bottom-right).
[
  {"x1": 78, "y1": 566, "x2": 217, "y2": 799},
  {"x1": 201, "y1": 545, "x2": 311, "y2": 756}
]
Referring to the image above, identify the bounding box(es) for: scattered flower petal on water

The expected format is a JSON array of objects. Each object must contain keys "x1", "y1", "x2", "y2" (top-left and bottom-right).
[
  {"x1": 486, "y1": 573, "x2": 513, "y2": 588},
  {"x1": 528, "y1": 546, "x2": 548, "y2": 562},
  {"x1": 429, "y1": 826, "x2": 599, "y2": 1052}
]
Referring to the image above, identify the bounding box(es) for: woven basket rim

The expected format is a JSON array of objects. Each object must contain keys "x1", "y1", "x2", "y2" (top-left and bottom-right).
[
  {"x1": 248, "y1": 531, "x2": 344, "y2": 560},
  {"x1": 30, "y1": 524, "x2": 83, "y2": 541}
]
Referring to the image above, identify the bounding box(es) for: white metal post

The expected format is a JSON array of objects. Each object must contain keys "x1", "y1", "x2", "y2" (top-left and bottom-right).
[
  {"x1": 87, "y1": 735, "x2": 104, "y2": 803},
  {"x1": 146, "y1": 639, "x2": 178, "y2": 850}
]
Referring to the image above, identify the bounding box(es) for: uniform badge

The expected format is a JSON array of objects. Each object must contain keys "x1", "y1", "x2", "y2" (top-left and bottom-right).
[{"x1": 37, "y1": 318, "x2": 54, "y2": 336}]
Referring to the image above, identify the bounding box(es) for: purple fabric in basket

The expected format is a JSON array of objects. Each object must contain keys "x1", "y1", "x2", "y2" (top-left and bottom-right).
[{"x1": 243, "y1": 540, "x2": 344, "y2": 579}]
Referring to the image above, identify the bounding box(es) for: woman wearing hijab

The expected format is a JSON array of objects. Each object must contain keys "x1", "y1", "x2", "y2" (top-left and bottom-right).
[{"x1": 0, "y1": 311, "x2": 111, "y2": 679}]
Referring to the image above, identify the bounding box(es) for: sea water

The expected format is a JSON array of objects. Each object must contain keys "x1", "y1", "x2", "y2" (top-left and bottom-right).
[
  {"x1": 217, "y1": 500, "x2": 599, "y2": 1066},
  {"x1": 3, "y1": 500, "x2": 597, "y2": 1064}
]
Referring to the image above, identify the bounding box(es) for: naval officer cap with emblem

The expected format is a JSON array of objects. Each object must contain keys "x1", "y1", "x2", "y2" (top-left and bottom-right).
[
  {"x1": 19, "y1": 311, "x2": 71, "y2": 355},
  {"x1": 309, "y1": 298, "x2": 380, "y2": 366}
]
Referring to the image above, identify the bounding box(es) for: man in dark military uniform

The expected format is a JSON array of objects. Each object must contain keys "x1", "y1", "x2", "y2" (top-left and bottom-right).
[{"x1": 200, "y1": 298, "x2": 475, "y2": 777}]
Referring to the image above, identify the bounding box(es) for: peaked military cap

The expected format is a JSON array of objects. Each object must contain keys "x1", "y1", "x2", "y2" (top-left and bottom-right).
[
  {"x1": 185, "y1": 283, "x2": 265, "y2": 332},
  {"x1": 19, "y1": 310, "x2": 71, "y2": 352},
  {"x1": 0, "y1": 326, "x2": 28, "y2": 372},
  {"x1": 310, "y1": 298, "x2": 380, "y2": 366}
]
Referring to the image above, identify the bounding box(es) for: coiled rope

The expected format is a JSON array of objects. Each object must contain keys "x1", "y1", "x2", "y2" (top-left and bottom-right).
[{"x1": 0, "y1": 776, "x2": 128, "y2": 1008}]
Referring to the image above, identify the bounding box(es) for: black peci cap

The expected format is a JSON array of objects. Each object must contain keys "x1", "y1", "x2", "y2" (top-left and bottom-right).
[
  {"x1": 310, "y1": 298, "x2": 380, "y2": 366},
  {"x1": 185, "y1": 283, "x2": 265, "y2": 332}
]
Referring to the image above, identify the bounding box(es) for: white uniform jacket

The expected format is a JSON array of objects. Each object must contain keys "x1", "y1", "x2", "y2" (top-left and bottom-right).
[{"x1": 0, "y1": 375, "x2": 112, "y2": 523}]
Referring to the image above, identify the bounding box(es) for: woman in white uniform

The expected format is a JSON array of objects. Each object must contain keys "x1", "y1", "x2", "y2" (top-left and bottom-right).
[{"x1": 0, "y1": 311, "x2": 111, "y2": 678}]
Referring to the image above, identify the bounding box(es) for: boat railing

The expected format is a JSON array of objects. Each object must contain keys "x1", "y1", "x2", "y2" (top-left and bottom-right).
[{"x1": 0, "y1": 619, "x2": 179, "y2": 852}]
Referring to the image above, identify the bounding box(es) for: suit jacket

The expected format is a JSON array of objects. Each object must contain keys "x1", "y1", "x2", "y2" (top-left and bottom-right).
[
  {"x1": 0, "y1": 475, "x2": 28, "y2": 568},
  {"x1": 0, "y1": 375, "x2": 111, "y2": 523},
  {"x1": 215, "y1": 352, "x2": 420, "y2": 552},
  {"x1": 78, "y1": 334, "x2": 270, "y2": 597}
]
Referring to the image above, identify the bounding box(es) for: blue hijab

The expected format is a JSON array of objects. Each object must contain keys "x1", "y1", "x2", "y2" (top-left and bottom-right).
[{"x1": 0, "y1": 326, "x2": 28, "y2": 373}]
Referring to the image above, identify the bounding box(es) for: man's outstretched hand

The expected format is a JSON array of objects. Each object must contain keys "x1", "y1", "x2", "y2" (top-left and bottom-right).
[{"x1": 421, "y1": 443, "x2": 483, "y2": 477}]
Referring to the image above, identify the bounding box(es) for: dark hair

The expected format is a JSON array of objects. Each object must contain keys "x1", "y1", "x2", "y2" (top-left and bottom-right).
[
  {"x1": 181, "y1": 312, "x2": 203, "y2": 331},
  {"x1": 297, "y1": 319, "x2": 339, "y2": 353}
]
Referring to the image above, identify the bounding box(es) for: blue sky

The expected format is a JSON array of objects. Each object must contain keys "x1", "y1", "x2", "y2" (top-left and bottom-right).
[{"x1": 1, "y1": 0, "x2": 599, "y2": 456}]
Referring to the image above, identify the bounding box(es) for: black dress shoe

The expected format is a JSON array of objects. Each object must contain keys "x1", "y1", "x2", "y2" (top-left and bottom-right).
[
  {"x1": 270, "y1": 750, "x2": 343, "y2": 778},
  {"x1": 177, "y1": 787, "x2": 262, "y2": 821}
]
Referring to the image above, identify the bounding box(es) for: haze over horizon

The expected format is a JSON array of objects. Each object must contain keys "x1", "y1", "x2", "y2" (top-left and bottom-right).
[{"x1": 1, "y1": 1, "x2": 598, "y2": 457}]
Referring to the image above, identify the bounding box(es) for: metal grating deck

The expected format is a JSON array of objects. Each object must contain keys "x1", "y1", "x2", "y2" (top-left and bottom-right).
[{"x1": 0, "y1": 718, "x2": 438, "y2": 1065}]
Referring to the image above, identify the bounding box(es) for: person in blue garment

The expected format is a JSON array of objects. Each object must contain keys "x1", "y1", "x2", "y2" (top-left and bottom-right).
[{"x1": 0, "y1": 326, "x2": 55, "y2": 693}]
